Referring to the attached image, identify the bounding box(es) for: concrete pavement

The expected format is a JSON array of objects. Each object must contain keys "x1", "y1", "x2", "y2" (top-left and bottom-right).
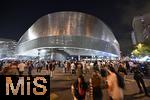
[
  {"x1": 4, "y1": 67, "x2": 149, "y2": 100},
  {"x1": 49, "y1": 67, "x2": 150, "y2": 100}
]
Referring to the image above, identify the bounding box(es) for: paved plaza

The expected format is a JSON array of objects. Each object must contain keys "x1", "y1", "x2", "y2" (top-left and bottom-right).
[
  {"x1": 1, "y1": 67, "x2": 150, "y2": 100},
  {"x1": 48, "y1": 68, "x2": 150, "y2": 100}
]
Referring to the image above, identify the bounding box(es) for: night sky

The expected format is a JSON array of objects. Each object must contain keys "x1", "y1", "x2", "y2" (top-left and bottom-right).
[{"x1": 0, "y1": 0, "x2": 150, "y2": 55}]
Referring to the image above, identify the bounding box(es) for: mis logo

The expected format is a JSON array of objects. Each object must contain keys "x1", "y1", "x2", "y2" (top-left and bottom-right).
[
  {"x1": 6, "y1": 76, "x2": 49, "y2": 95},
  {"x1": 0, "y1": 75, "x2": 50, "y2": 100}
]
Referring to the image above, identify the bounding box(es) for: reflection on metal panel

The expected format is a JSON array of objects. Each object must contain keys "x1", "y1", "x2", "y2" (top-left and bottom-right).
[{"x1": 16, "y1": 11, "x2": 120, "y2": 56}]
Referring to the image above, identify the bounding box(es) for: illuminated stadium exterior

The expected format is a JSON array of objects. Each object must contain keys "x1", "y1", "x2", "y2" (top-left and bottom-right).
[
  {"x1": 0, "y1": 38, "x2": 17, "y2": 59},
  {"x1": 16, "y1": 12, "x2": 120, "y2": 60}
]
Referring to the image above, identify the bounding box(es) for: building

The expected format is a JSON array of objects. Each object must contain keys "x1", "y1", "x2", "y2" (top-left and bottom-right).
[
  {"x1": 132, "y1": 13, "x2": 150, "y2": 45},
  {"x1": 16, "y1": 11, "x2": 120, "y2": 60},
  {"x1": 131, "y1": 31, "x2": 137, "y2": 45},
  {"x1": 0, "y1": 38, "x2": 17, "y2": 59}
]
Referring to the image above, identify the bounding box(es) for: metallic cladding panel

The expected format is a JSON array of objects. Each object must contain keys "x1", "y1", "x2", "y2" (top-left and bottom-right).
[
  {"x1": 17, "y1": 36, "x2": 117, "y2": 54},
  {"x1": 16, "y1": 12, "x2": 120, "y2": 56}
]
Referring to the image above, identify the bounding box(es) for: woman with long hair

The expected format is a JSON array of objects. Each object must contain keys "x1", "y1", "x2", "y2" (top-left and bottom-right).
[
  {"x1": 71, "y1": 75, "x2": 88, "y2": 100},
  {"x1": 106, "y1": 65, "x2": 124, "y2": 100}
]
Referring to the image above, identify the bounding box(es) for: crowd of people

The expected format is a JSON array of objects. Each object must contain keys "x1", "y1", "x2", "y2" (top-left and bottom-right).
[
  {"x1": 69, "y1": 60, "x2": 149, "y2": 100},
  {"x1": 0, "y1": 60, "x2": 61, "y2": 77},
  {"x1": 0, "y1": 59, "x2": 149, "y2": 100}
]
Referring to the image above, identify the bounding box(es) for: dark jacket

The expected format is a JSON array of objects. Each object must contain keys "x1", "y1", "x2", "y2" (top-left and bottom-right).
[{"x1": 131, "y1": 67, "x2": 144, "y2": 80}]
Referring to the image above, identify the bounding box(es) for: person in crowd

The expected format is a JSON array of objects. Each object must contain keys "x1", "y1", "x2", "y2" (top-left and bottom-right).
[
  {"x1": 28, "y1": 61, "x2": 33, "y2": 76},
  {"x1": 71, "y1": 62, "x2": 76, "y2": 75},
  {"x1": 93, "y1": 61, "x2": 100, "y2": 72},
  {"x1": 36, "y1": 61, "x2": 40, "y2": 73},
  {"x1": 18, "y1": 61, "x2": 26, "y2": 76},
  {"x1": 81, "y1": 60, "x2": 86, "y2": 74},
  {"x1": 76, "y1": 62, "x2": 83, "y2": 77},
  {"x1": 10, "y1": 61, "x2": 18, "y2": 75},
  {"x1": 130, "y1": 62, "x2": 149, "y2": 96},
  {"x1": 1, "y1": 61, "x2": 11, "y2": 75},
  {"x1": 71, "y1": 75, "x2": 88, "y2": 100},
  {"x1": 64, "y1": 61, "x2": 68, "y2": 73},
  {"x1": 89, "y1": 70, "x2": 103, "y2": 100},
  {"x1": 106, "y1": 66, "x2": 125, "y2": 100},
  {"x1": 36, "y1": 61, "x2": 43, "y2": 73},
  {"x1": 0, "y1": 60, "x2": 3, "y2": 71},
  {"x1": 125, "y1": 61, "x2": 130, "y2": 72},
  {"x1": 100, "y1": 65, "x2": 108, "y2": 79},
  {"x1": 86, "y1": 62, "x2": 90, "y2": 73},
  {"x1": 118, "y1": 63, "x2": 127, "y2": 79},
  {"x1": 46, "y1": 61, "x2": 49, "y2": 70},
  {"x1": 39, "y1": 61, "x2": 44, "y2": 72},
  {"x1": 49, "y1": 61, "x2": 56, "y2": 78}
]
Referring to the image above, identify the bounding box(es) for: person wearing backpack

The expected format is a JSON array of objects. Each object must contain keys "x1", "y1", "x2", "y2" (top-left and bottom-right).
[{"x1": 71, "y1": 75, "x2": 88, "y2": 100}]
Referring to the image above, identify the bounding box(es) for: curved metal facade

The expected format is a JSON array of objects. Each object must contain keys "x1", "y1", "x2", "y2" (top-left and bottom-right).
[{"x1": 16, "y1": 12, "x2": 120, "y2": 57}]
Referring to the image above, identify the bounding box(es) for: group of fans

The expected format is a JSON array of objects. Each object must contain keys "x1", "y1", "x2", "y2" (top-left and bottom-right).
[
  {"x1": 0, "y1": 59, "x2": 149, "y2": 100},
  {"x1": 0, "y1": 60, "x2": 57, "y2": 76},
  {"x1": 69, "y1": 60, "x2": 149, "y2": 100}
]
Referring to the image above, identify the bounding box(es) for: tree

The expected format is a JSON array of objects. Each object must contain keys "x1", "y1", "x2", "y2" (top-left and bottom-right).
[{"x1": 132, "y1": 43, "x2": 150, "y2": 56}]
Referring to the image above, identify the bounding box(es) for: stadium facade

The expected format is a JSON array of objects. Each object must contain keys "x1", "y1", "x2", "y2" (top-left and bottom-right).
[
  {"x1": 0, "y1": 38, "x2": 17, "y2": 59},
  {"x1": 16, "y1": 12, "x2": 120, "y2": 60},
  {"x1": 132, "y1": 13, "x2": 150, "y2": 45}
]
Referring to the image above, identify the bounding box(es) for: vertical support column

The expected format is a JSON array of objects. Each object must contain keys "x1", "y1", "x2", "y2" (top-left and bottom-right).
[
  {"x1": 50, "y1": 48, "x2": 54, "y2": 60},
  {"x1": 78, "y1": 55, "x2": 80, "y2": 61},
  {"x1": 92, "y1": 55, "x2": 94, "y2": 60},
  {"x1": 38, "y1": 49, "x2": 41, "y2": 60},
  {"x1": 51, "y1": 52, "x2": 54, "y2": 60}
]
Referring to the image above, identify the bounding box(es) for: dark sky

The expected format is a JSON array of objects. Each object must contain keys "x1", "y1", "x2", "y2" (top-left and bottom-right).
[{"x1": 0, "y1": 0, "x2": 150, "y2": 55}]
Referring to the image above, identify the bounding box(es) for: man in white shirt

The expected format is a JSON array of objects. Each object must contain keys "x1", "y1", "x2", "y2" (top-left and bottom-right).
[
  {"x1": 18, "y1": 61, "x2": 26, "y2": 76},
  {"x1": 71, "y1": 62, "x2": 76, "y2": 74}
]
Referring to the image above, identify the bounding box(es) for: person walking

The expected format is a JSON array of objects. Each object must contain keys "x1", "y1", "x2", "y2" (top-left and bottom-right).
[
  {"x1": 28, "y1": 61, "x2": 33, "y2": 76},
  {"x1": 118, "y1": 63, "x2": 127, "y2": 80},
  {"x1": 71, "y1": 62, "x2": 76, "y2": 75},
  {"x1": 71, "y1": 75, "x2": 88, "y2": 100},
  {"x1": 131, "y1": 63, "x2": 149, "y2": 96},
  {"x1": 49, "y1": 61, "x2": 56, "y2": 78},
  {"x1": 76, "y1": 62, "x2": 83, "y2": 77},
  {"x1": 106, "y1": 66, "x2": 124, "y2": 100},
  {"x1": 18, "y1": 61, "x2": 26, "y2": 76}
]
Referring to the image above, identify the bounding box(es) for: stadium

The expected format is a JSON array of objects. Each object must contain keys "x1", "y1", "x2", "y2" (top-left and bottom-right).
[{"x1": 16, "y1": 12, "x2": 120, "y2": 60}]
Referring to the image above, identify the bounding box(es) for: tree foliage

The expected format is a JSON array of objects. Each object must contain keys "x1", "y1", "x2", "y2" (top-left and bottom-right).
[{"x1": 132, "y1": 43, "x2": 150, "y2": 56}]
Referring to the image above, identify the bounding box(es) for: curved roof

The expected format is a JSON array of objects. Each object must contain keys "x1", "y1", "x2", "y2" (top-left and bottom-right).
[{"x1": 16, "y1": 11, "x2": 120, "y2": 56}]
